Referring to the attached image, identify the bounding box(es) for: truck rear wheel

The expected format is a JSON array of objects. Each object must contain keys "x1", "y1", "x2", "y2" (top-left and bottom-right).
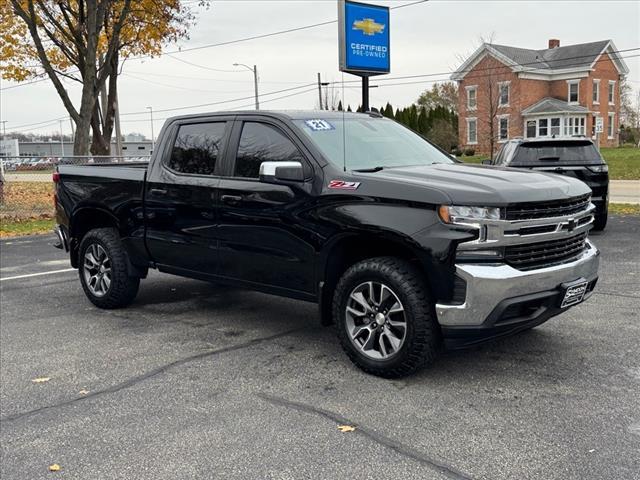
[
  {"x1": 78, "y1": 228, "x2": 140, "y2": 309},
  {"x1": 333, "y1": 257, "x2": 441, "y2": 378}
]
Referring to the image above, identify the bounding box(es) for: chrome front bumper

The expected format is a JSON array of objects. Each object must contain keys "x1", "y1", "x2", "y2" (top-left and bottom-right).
[{"x1": 436, "y1": 239, "x2": 600, "y2": 327}]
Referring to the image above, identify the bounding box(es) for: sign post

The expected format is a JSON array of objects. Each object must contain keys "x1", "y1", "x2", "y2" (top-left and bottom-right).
[
  {"x1": 595, "y1": 116, "x2": 604, "y2": 151},
  {"x1": 338, "y1": 0, "x2": 390, "y2": 112}
]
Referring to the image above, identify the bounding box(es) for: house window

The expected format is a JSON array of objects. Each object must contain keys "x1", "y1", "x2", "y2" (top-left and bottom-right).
[
  {"x1": 538, "y1": 118, "x2": 548, "y2": 137},
  {"x1": 592, "y1": 79, "x2": 600, "y2": 104},
  {"x1": 466, "y1": 86, "x2": 477, "y2": 110},
  {"x1": 498, "y1": 82, "x2": 510, "y2": 106},
  {"x1": 608, "y1": 81, "x2": 616, "y2": 105},
  {"x1": 568, "y1": 81, "x2": 579, "y2": 104},
  {"x1": 526, "y1": 120, "x2": 536, "y2": 138},
  {"x1": 466, "y1": 118, "x2": 477, "y2": 144},
  {"x1": 498, "y1": 116, "x2": 509, "y2": 141},
  {"x1": 550, "y1": 118, "x2": 561, "y2": 136},
  {"x1": 608, "y1": 113, "x2": 615, "y2": 139},
  {"x1": 564, "y1": 117, "x2": 586, "y2": 136}
]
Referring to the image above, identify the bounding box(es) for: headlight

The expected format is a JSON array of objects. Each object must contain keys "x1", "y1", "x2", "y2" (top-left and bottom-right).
[
  {"x1": 438, "y1": 205, "x2": 501, "y2": 224},
  {"x1": 587, "y1": 164, "x2": 608, "y2": 173}
]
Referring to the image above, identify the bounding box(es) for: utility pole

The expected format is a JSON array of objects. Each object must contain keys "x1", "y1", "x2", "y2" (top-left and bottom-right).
[
  {"x1": 361, "y1": 76, "x2": 370, "y2": 112},
  {"x1": 233, "y1": 63, "x2": 259, "y2": 110},
  {"x1": 316, "y1": 73, "x2": 330, "y2": 110},
  {"x1": 59, "y1": 120, "x2": 64, "y2": 157},
  {"x1": 253, "y1": 65, "x2": 259, "y2": 110},
  {"x1": 114, "y1": 90, "x2": 123, "y2": 159},
  {"x1": 317, "y1": 73, "x2": 323, "y2": 110},
  {"x1": 147, "y1": 106, "x2": 155, "y2": 151}
]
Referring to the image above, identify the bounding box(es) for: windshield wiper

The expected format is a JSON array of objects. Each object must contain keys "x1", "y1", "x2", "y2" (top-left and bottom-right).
[
  {"x1": 538, "y1": 156, "x2": 560, "y2": 161},
  {"x1": 353, "y1": 166, "x2": 384, "y2": 172}
]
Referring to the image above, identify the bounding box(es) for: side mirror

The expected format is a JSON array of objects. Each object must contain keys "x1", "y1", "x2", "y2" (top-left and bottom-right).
[
  {"x1": 482, "y1": 159, "x2": 493, "y2": 165},
  {"x1": 259, "y1": 161, "x2": 304, "y2": 183}
]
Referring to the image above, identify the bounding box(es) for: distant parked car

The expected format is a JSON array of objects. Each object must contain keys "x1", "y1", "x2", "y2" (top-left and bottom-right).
[{"x1": 487, "y1": 138, "x2": 609, "y2": 231}]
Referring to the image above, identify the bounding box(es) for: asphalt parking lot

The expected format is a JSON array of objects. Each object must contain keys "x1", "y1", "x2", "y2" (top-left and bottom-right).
[{"x1": 1, "y1": 217, "x2": 639, "y2": 480}]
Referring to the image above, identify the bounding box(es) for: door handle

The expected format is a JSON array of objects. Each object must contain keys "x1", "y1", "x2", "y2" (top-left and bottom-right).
[
  {"x1": 149, "y1": 188, "x2": 167, "y2": 196},
  {"x1": 221, "y1": 194, "x2": 243, "y2": 205}
]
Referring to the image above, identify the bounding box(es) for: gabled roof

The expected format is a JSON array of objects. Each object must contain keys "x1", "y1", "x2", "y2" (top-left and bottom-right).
[
  {"x1": 521, "y1": 97, "x2": 590, "y2": 116},
  {"x1": 451, "y1": 39, "x2": 629, "y2": 80}
]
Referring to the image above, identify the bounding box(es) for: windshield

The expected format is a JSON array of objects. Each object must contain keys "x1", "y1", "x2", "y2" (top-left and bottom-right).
[
  {"x1": 512, "y1": 141, "x2": 604, "y2": 165},
  {"x1": 293, "y1": 116, "x2": 454, "y2": 171}
]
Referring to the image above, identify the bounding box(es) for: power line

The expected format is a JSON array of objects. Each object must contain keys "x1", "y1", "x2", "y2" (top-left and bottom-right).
[
  {"x1": 120, "y1": 82, "x2": 316, "y2": 116},
  {"x1": 329, "y1": 47, "x2": 640, "y2": 86},
  {"x1": 1, "y1": 0, "x2": 428, "y2": 91},
  {"x1": 125, "y1": 69, "x2": 310, "y2": 85},
  {"x1": 121, "y1": 73, "x2": 257, "y2": 94},
  {"x1": 119, "y1": 86, "x2": 319, "y2": 123},
  {"x1": 164, "y1": 53, "x2": 243, "y2": 73},
  {"x1": 9, "y1": 51, "x2": 640, "y2": 130},
  {"x1": 8, "y1": 115, "x2": 69, "y2": 130}
]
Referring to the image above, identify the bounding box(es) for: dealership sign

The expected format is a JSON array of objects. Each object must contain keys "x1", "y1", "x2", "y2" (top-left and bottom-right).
[{"x1": 338, "y1": 0, "x2": 390, "y2": 75}]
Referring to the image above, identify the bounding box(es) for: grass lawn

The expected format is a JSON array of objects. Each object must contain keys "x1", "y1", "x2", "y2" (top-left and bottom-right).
[
  {"x1": 600, "y1": 147, "x2": 640, "y2": 180},
  {"x1": 609, "y1": 203, "x2": 640, "y2": 215},
  {"x1": 0, "y1": 218, "x2": 55, "y2": 237},
  {"x1": 460, "y1": 146, "x2": 640, "y2": 180}
]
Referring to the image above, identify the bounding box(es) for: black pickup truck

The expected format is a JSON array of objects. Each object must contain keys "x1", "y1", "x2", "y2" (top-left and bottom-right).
[{"x1": 54, "y1": 111, "x2": 600, "y2": 378}]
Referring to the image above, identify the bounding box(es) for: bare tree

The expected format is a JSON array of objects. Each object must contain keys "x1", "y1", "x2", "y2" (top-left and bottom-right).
[
  {"x1": 460, "y1": 34, "x2": 517, "y2": 158},
  {"x1": 321, "y1": 82, "x2": 340, "y2": 111}
]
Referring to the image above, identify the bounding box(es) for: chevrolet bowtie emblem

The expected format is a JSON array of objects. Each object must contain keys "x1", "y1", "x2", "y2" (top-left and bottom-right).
[{"x1": 352, "y1": 18, "x2": 385, "y2": 36}]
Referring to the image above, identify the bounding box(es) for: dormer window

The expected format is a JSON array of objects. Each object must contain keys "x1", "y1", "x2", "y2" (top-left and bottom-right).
[{"x1": 568, "y1": 80, "x2": 579, "y2": 104}]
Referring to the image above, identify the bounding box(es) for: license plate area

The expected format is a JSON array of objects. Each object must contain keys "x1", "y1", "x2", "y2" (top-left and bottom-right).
[{"x1": 560, "y1": 279, "x2": 588, "y2": 308}]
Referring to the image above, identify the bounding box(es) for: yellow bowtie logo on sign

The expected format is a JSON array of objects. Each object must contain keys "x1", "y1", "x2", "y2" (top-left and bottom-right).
[{"x1": 352, "y1": 18, "x2": 385, "y2": 36}]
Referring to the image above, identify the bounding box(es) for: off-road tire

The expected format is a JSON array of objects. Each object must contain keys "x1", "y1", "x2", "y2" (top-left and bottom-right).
[
  {"x1": 333, "y1": 257, "x2": 441, "y2": 378},
  {"x1": 78, "y1": 228, "x2": 140, "y2": 309}
]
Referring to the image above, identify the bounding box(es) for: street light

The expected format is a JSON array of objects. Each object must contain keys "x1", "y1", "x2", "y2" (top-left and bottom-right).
[
  {"x1": 233, "y1": 63, "x2": 259, "y2": 110},
  {"x1": 146, "y1": 106, "x2": 155, "y2": 151}
]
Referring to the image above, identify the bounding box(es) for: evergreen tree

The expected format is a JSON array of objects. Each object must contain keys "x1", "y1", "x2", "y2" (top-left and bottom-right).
[
  {"x1": 383, "y1": 102, "x2": 394, "y2": 118},
  {"x1": 417, "y1": 106, "x2": 429, "y2": 135},
  {"x1": 347, "y1": 104, "x2": 352, "y2": 112},
  {"x1": 408, "y1": 105, "x2": 419, "y2": 132},
  {"x1": 337, "y1": 100, "x2": 343, "y2": 111}
]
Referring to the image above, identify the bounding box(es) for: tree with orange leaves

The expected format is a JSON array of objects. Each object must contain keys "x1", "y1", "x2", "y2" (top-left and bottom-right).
[{"x1": 2, "y1": 1, "x2": 208, "y2": 155}]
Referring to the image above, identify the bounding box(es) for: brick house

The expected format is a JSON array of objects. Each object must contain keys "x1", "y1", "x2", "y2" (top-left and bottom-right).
[{"x1": 451, "y1": 39, "x2": 629, "y2": 155}]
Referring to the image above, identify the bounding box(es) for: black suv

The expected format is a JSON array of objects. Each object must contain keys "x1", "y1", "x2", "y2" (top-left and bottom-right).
[{"x1": 487, "y1": 138, "x2": 609, "y2": 230}]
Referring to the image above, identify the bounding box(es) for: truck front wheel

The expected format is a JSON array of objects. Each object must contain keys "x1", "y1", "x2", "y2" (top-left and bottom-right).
[
  {"x1": 333, "y1": 257, "x2": 441, "y2": 378},
  {"x1": 78, "y1": 228, "x2": 140, "y2": 309}
]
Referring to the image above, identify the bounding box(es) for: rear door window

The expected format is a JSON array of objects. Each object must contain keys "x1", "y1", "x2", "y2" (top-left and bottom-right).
[
  {"x1": 167, "y1": 122, "x2": 227, "y2": 175},
  {"x1": 511, "y1": 141, "x2": 604, "y2": 166},
  {"x1": 234, "y1": 122, "x2": 305, "y2": 179}
]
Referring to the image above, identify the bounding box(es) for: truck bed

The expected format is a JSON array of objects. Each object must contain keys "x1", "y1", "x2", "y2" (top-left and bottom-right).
[{"x1": 56, "y1": 163, "x2": 148, "y2": 246}]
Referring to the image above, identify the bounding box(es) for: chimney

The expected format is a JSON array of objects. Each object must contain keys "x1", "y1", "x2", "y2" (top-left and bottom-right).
[{"x1": 548, "y1": 39, "x2": 560, "y2": 49}]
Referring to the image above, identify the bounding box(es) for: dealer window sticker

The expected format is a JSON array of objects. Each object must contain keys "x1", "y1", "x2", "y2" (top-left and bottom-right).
[{"x1": 304, "y1": 119, "x2": 335, "y2": 131}]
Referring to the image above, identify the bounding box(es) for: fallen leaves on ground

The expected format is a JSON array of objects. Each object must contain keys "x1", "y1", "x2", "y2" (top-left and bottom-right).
[
  {"x1": 32, "y1": 377, "x2": 51, "y2": 383},
  {"x1": 337, "y1": 425, "x2": 356, "y2": 432},
  {"x1": 48, "y1": 464, "x2": 61, "y2": 472}
]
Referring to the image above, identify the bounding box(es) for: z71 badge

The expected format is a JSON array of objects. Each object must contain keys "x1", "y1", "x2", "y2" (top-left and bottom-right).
[{"x1": 329, "y1": 180, "x2": 361, "y2": 190}]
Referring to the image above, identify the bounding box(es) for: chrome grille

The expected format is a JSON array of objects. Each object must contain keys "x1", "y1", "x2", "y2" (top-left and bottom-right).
[
  {"x1": 504, "y1": 232, "x2": 588, "y2": 270},
  {"x1": 505, "y1": 194, "x2": 591, "y2": 220}
]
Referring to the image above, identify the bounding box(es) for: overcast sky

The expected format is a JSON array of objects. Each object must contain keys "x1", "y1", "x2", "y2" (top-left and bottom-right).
[{"x1": 1, "y1": 0, "x2": 638, "y2": 139}]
